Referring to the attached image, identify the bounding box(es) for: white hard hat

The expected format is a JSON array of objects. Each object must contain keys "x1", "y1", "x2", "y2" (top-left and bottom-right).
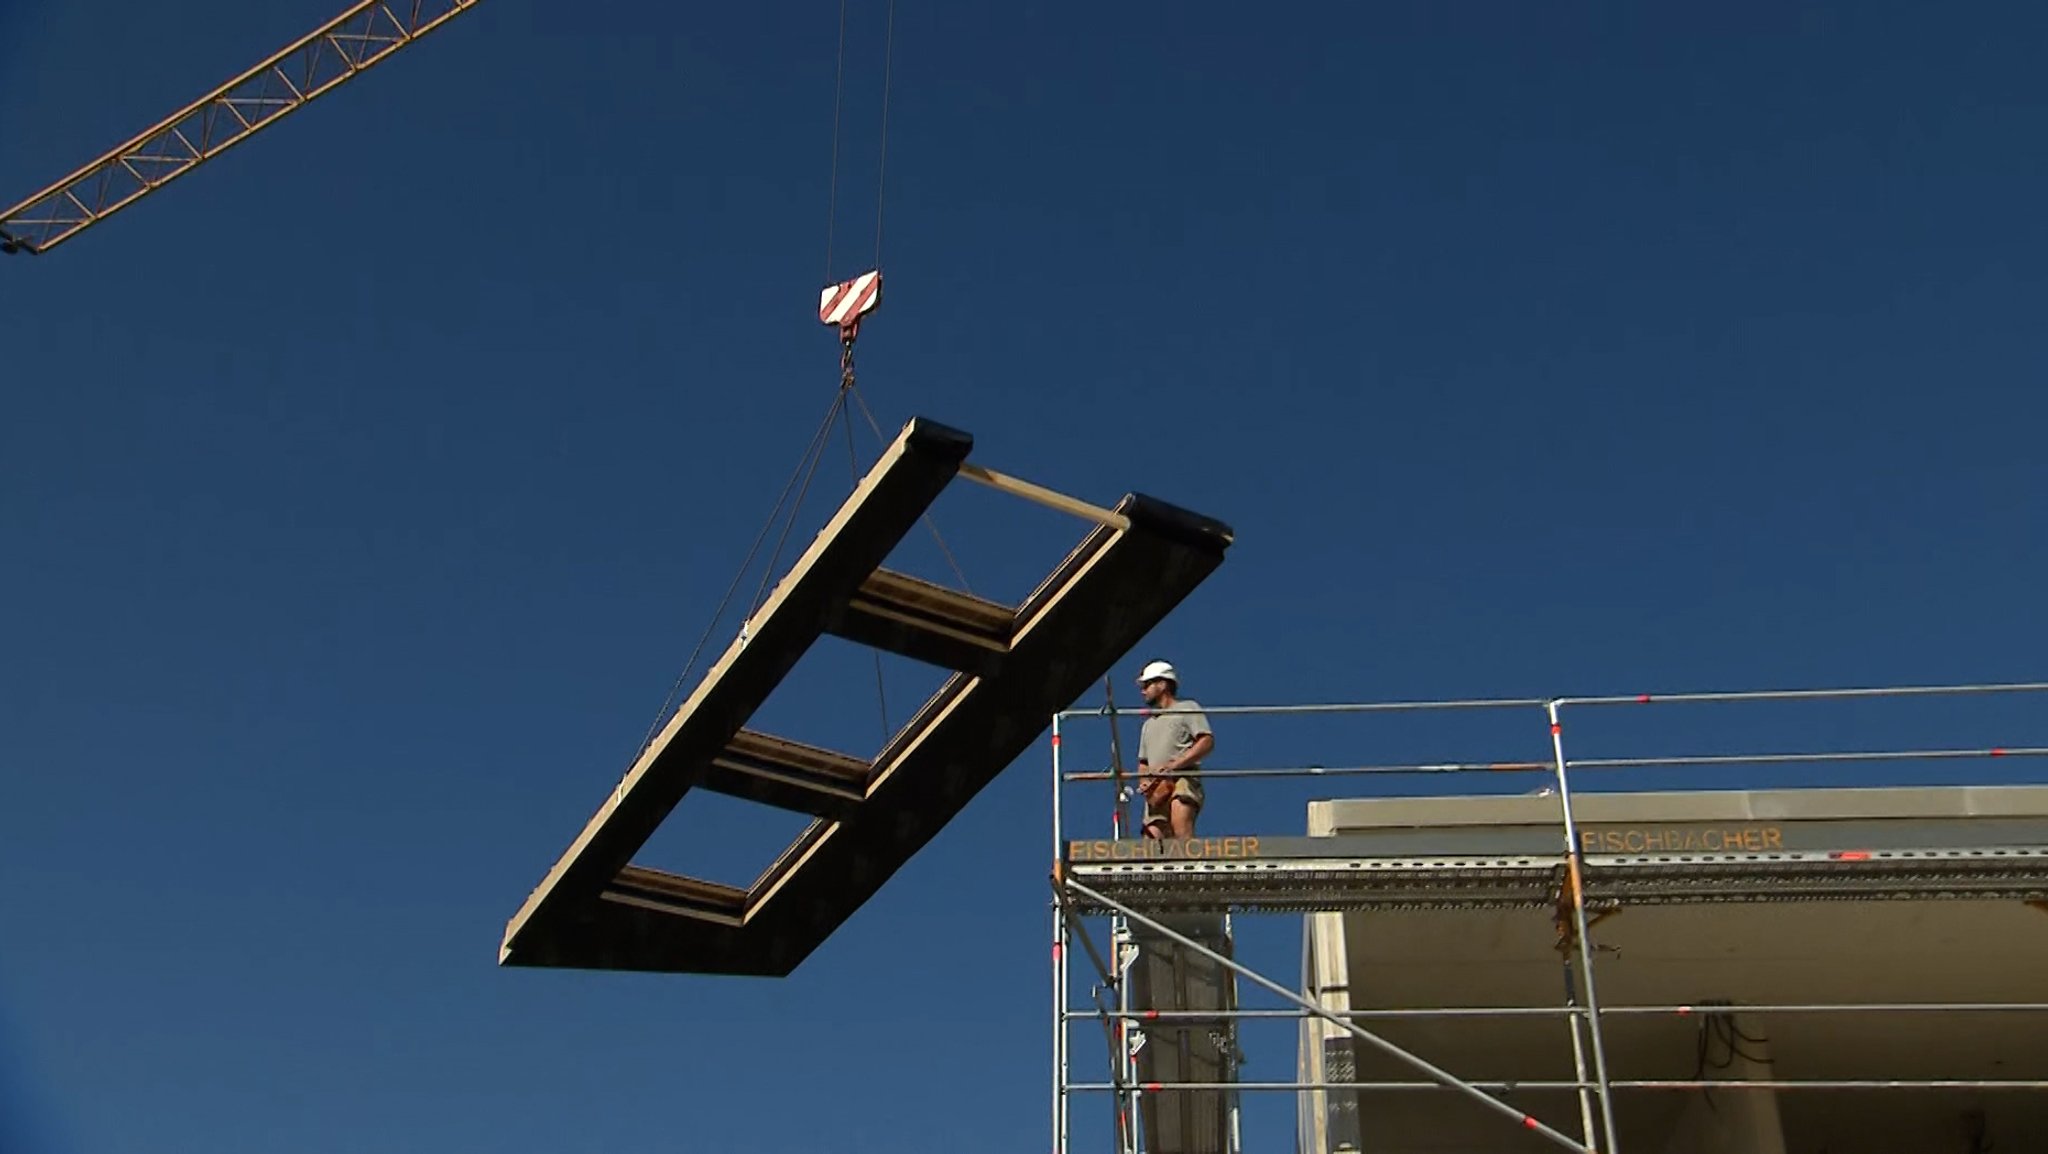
[{"x1": 1138, "y1": 660, "x2": 1177, "y2": 684}]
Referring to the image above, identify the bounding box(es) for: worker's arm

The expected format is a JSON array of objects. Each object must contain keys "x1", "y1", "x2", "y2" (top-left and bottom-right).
[
  {"x1": 1136, "y1": 756, "x2": 1167, "y2": 803},
  {"x1": 1161, "y1": 733, "x2": 1213, "y2": 774}
]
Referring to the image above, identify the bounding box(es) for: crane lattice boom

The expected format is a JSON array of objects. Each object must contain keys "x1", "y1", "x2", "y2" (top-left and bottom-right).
[{"x1": 0, "y1": 0, "x2": 483, "y2": 256}]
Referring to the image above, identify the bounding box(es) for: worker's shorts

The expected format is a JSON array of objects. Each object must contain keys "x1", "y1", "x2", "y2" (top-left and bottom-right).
[{"x1": 1143, "y1": 774, "x2": 1204, "y2": 827}]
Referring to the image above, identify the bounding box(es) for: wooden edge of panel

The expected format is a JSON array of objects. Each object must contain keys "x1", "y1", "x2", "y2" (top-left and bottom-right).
[{"x1": 498, "y1": 417, "x2": 970, "y2": 961}]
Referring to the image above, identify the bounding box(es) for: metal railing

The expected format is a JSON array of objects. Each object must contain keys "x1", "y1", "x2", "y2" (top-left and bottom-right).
[{"x1": 1047, "y1": 678, "x2": 2048, "y2": 1154}]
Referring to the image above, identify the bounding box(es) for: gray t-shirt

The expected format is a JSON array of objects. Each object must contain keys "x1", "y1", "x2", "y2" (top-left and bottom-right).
[{"x1": 1139, "y1": 700, "x2": 1213, "y2": 773}]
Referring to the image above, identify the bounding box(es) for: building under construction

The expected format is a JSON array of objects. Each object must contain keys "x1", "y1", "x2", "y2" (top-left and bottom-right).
[{"x1": 1051, "y1": 684, "x2": 2048, "y2": 1154}]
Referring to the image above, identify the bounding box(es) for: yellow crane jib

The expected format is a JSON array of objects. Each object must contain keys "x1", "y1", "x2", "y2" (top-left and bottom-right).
[{"x1": 0, "y1": 0, "x2": 485, "y2": 256}]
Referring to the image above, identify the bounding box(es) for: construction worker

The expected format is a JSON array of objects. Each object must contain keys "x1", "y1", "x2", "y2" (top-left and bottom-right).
[{"x1": 1135, "y1": 660, "x2": 1213, "y2": 840}]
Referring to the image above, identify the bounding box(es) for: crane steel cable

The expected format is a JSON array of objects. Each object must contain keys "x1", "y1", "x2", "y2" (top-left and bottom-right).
[
  {"x1": 821, "y1": 0, "x2": 896, "y2": 281},
  {"x1": 823, "y1": 0, "x2": 850, "y2": 283},
  {"x1": 872, "y1": 0, "x2": 896, "y2": 269}
]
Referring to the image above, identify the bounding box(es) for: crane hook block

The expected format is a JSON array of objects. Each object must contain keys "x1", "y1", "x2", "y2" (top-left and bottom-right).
[{"x1": 820, "y1": 269, "x2": 881, "y2": 339}]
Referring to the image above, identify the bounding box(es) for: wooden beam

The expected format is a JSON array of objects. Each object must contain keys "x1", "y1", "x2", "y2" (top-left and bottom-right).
[
  {"x1": 826, "y1": 568, "x2": 1015, "y2": 674},
  {"x1": 604, "y1": 866, "x2": 747, "y2": 926},
  {"x1": 700, "y1": 730, "x2": 870, "y2": 819},
  {"x1": 957, "y1": 462, "x2": 1130, "y2": 530}
]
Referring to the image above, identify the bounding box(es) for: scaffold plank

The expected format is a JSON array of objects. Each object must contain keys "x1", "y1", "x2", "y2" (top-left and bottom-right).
[
  {"x1": 1063, "y1": 848, "x2": 2048, "y2": 915},
  {"x1": 498, "y1": 418, "x2": 1234, "y2": 975}
]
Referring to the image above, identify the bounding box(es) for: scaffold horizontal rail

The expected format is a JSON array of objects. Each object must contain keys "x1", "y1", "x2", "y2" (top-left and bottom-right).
[
  {"x1": 1073, "y1": 1000, "x2": 2048, "y2": 1023},
  {"x1": 500, "y1": 417, "x2": 1233, "y2": 975}
]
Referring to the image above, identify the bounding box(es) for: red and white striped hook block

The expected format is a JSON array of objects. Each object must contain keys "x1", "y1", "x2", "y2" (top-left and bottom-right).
[{"x1": 819, "y1": 269, "x2": 881, "y2": 338}]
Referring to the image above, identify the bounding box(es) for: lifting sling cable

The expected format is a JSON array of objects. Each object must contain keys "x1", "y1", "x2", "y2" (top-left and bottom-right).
[
  {"x1": 748, "y1": 393, "x2": 848, "y2": 620},
  {"x1": 843, "y1": 384, "x2": 971, "y2": 593},
  {"x1": 633, "y1": 390, "x2": 848, "y2": 759}
]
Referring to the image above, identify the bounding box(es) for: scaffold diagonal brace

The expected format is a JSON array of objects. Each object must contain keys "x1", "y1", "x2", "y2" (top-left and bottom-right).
[
  {"x1": 1050, "y1": 870, "x2": 1121, "y2": 995},
  {"x1": 1058, "y1": 875, "x2": 1598, "y2": 1154}
]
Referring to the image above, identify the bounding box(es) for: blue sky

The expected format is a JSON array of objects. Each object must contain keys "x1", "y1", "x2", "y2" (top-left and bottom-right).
[{"x1": 4, "y1": 2, "x2": 2046, "y2": 1151}]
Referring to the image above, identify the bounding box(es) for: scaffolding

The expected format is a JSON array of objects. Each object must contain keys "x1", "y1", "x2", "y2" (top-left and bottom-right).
[{"x1": 1047, "y1": 680, "x2": 2048, "y2": 1154}]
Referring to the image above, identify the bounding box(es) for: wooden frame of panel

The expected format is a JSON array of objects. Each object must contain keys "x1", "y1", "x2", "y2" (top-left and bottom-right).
[{"x1": 499, "y1": 416, "x2": 1234, "y2": 975}]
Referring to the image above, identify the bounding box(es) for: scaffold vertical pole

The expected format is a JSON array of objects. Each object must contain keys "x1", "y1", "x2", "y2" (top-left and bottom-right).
[
  {"x1": 1225, "y1": 910, "x2": 1244, "y2": 1154},
  {"x1": 1102, "y1": 682, "x2": 1140, "y2": 1153},
  {"x1": 1115, "y1": 918, "x2": 1137, "y2": 1154},
  {"x1": 1547, "y1": 699, "x2": 1622, "y2": 1153},
  {"x1": 1051, "y1": 715, "x2": 1069, "y2": 1154},
  {"x1": 1105, "y1": 678, "x2": 1131, "y2": 842},
  {"x1": 1561, "y1": 953, "x2": 1599, "y2": 1149}
]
